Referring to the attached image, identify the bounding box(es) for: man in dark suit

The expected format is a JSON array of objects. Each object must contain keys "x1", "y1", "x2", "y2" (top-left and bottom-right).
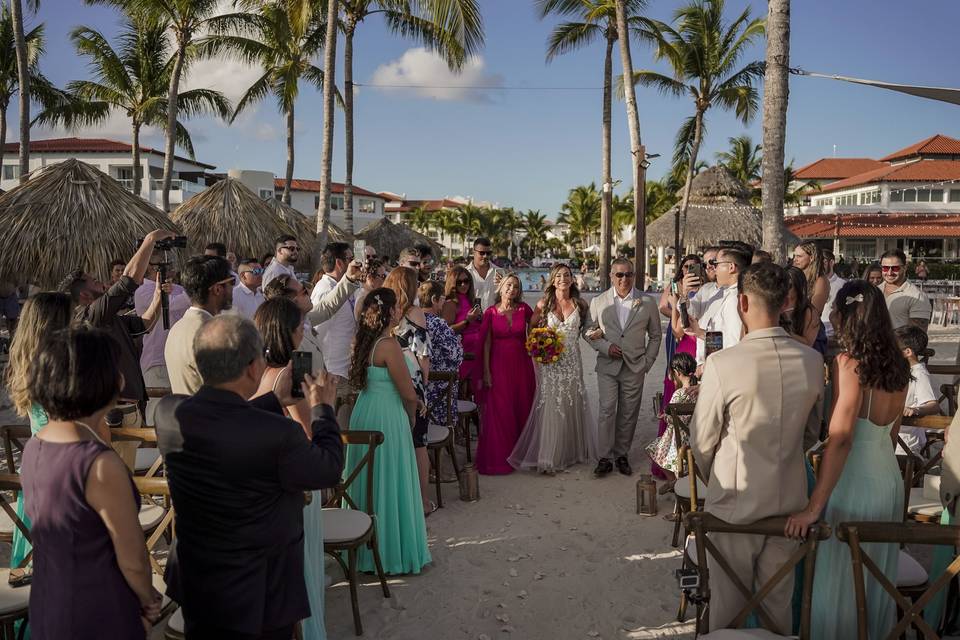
[{"x1": 155, "y1": 315, "x2": 344, "y2": 639}]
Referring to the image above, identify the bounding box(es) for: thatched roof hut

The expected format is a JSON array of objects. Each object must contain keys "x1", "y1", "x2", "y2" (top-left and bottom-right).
[
  {"x1": 645, "y1": 165, "x2": 799, "y2": 251},
  {"x1": 172, "y1": 177, "x2": 304, "y2": 263},
  {"x1": 355, "y1": 218, "x2": 443, "y2": 263},
  {"x1": 0, "y1": 159, "x2": 180, "y2": 288},
  {"x1": 265, "y1": 199, "x2": 352, "y2": 257}
]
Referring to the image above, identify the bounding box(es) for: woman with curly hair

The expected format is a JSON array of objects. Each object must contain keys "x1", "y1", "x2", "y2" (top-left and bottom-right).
[
  {"x1": 780, "y1": 266, "x2": 827, "y2": 354},
  {"x1": 791, "y1": 241, "x2": 831, "y2": 314},
  {"x1": 786, "y1": 280, "x2": 909, "y2": 639},
  {"x1": 346, "y1": 288, "x2": 431, "y2": 574}
]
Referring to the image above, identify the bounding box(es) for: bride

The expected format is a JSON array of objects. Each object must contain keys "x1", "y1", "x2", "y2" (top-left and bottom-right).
[{"x1": 509, "y1": 263, "x2": 597, "y2": 473}]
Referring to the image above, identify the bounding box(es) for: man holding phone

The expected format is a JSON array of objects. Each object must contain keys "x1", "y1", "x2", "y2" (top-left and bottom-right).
[
  {"x1": 467, "y1": 237, "x2": 501, "y2": 310},
  {"x1": 690, "y1": 246, "x2": 750, "y2": 364}
]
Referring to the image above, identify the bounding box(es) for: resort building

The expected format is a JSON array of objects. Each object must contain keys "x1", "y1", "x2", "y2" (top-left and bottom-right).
[
  {"x1": 1, "y1": 137, "x2": 214, "y2": 210},
  {"x1": 382, "y1": 194, "x2": 471, "y2": 255},
  {"x1": 786, "y1": 134, "x2": 960, "y2": 262}
]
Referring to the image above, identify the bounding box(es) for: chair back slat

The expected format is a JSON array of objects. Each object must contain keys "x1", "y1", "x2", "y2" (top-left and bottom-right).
[
  {"x1": 0, "y1": 474, "x2": 31, "y2": 569},
  {"x1": 132, "y1": 476, "x2": 174, "y2": 577},
  {"x1": 325, "y1": 431, "x2": 384, "y2": 515},
  {"x1": 0, "y1": 425, "x2": 31, "y2": 474}
]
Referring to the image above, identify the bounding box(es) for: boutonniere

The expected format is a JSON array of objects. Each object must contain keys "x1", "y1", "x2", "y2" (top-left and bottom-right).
[{"x1": 632, "y1": 299, "x2": 642, "y2": 308}]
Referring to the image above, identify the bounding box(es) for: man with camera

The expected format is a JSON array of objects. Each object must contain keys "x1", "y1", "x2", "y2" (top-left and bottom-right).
[{"x1": 60, "y1": 229, "x2": 178, "y2": 414}]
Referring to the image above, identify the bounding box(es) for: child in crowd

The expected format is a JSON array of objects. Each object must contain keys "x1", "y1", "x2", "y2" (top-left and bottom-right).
[
  {"x1": 646, "y1": 352, "x2": 700, "y2": 493},
  {"x1": 895, "y1": 325, "x2": 940, "y2": 457}
]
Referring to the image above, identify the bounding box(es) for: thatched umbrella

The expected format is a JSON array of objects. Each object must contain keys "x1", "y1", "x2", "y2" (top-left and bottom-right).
[
  {"x1": 0, "y1": 159, "x2": 181, "y2": 288},
  {"x1": 172, "y1": 177, "x2": 302, "y2": 263},
  {"x1": 355, "y1": 218, "x2": 443, "y2": 263}
]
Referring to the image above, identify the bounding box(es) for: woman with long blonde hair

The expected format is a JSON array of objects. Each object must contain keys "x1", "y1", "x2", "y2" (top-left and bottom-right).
[
  {"x1": 792, "y1": 241, "x2": 830, "y2": 314},
  {"x1": 441, "y1": 265, "x2": 482, "y2": 392}
]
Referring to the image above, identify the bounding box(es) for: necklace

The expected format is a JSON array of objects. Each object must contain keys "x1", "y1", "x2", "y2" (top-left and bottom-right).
[{"x1": 75, "y1": 421, "x2": 108, "y2": 447}]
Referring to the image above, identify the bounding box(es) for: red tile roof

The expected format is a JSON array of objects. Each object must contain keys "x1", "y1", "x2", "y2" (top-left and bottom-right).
[
  {"x1": 275, "y1": 178, "x2": 381, "y2": 198},
  {"x1": 787, "y1": 213, "x2": 960, "y2": 239},
  {"x1": 2, "y1": 137, "x2": 216, "y2": 169},
  {"x1": 880, "y1": 134, "x2": 960, "y2": 162},
  {"x1": 817, "y1": 159, "x2": 960, "y2": 193},
  {"x1": 386, "y1": 198, "x2": 464, "y2": 213},
  {"x1": 793, "y1": 158, "x2": 886, "y2": 181}
]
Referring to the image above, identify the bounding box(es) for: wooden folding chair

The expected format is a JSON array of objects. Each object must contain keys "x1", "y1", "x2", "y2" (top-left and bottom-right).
[
  {"x1": 111, "y1": 426, "x2": 164, "y2": 478},
  {"x1": 836, "y1": 521, "x2": 960, "y2": 640},
  {"x1": 0, "y1": 426, "x2": 30, "y2": 545},
  {"x1": 686, "y1": 512, "x2": 832, "y2": 639},
  {"x1": 129, "y1": 477, "x2": 179, "y2": 640},
  {"x1": 323, "y1": 431, "x2": 390, "y2": 636},
  {"x1": 0, "y1": 473, "x2": 32, "y2": 640},
  {"x1": 899, "y1": 415, "x2": 952, "y2": 487},
  {"x1": 665, "y1": 403, "x2": 700, "y2": 548},
  {"x1": 426, "y1": 370, "x2": 463, "y2": 508}
]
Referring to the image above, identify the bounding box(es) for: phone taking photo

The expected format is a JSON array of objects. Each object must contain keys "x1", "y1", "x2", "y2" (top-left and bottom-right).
[{"x1": 291, "y1": 351, "x2": 313, "y2": 398}]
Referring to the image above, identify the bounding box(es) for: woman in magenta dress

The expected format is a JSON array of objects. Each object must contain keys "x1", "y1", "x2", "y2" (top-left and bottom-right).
[
  {"x1": 477, "y1": 274, "x2": 535, "y2": 474},
  {"x1": 442, "y1": 265, "x2": 483, "y2": 396}
]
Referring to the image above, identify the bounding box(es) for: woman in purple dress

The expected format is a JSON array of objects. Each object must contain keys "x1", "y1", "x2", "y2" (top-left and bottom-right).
[
  {"x1": 21, "y1": 328, "x2": 162, "y2": 639},
  {"x1": 442, "y1": 265, "x2": 483, "y2": 397},
  {"x1": 477, "y1": 274, "x2": 535, "y2": 474}
]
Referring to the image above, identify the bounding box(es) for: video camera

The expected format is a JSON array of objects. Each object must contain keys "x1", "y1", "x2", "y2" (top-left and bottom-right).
[
  {"x1": 136, "y1": 235, "x2": 187, "y2": 251},
  {"x1": 140, "y1": 235, "x2": 187, "y2": 331}
]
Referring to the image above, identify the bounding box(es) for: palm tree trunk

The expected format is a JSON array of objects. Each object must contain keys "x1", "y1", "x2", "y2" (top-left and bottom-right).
[
  {"x1": 315, "y1": 0, "x2": 339, "y2": 254},
  {"x1": 613, "y1": 0, "x2": 646, "y2": 283},
  {"x1": 761, "y1": 0, "x2": 790, "y2": 262},
  {"x1": 161, "y1": 40, "x2": 187, "y2": 212},
  {"x1": 343, "y1": 21, "x2": 356, "y2": 235},
  {"x1": 676, "y1": 110, "x2": 704, "y2": 257},
  {"x1": 0, "y1": 104, "x2": 8, "y2": 170},
  {"x1": 11, "y1": 0, "x2": 29, "y2": 185},
  {"x1": 599, "y1": 31, "x2": 614, "y2": 290},
  {"x1": 131, "y1": 121, "x2": 142, "y2": 196},
  {"x1": 283, "y1": 104, "x2": 294, "y2": 204}
]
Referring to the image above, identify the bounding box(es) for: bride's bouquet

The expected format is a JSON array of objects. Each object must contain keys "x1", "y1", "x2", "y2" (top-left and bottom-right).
[{"x1": 526, "y1": 327, "x2": 565, "y2": 365}]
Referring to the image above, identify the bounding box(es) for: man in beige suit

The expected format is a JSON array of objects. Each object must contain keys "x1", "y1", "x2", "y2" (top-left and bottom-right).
[
  {"x1": 690, "y1": 262, "x2": 823, "y2": 634},
  {"x1": 940, "y1": 412, "x2": 960, "y2": 517},
  {"x1": 588, "y1": 258, "x2": 662, "y2": 476}
]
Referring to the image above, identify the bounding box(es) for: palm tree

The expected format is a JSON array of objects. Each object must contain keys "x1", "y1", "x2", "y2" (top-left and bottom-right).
[
  {"x1": 522, "y1": 209, "x2": 549, "y2": 257},
  {"x1": 36, "y1": 18, "x2": 230, "y2": 197},
  {"x1": 203, "y1": 3, "x2": 326, "y2": 204},
  {"x1": 339, "y1": 0, "x2": 484, "y2": 235},
  {"x1": 558, "y1": 183, "x2": 601, "y2": 250},
  {"x1": 10, "y1": 0, "x2": 33, "y2": 184},
  {"x1": 761, "y1": 0, "x2": 789, "y2": 260},
  {"x1": 539, "y1": 0, "x2": 647, "y2": 287},
  {"x1": 715, "y1": 134, "x2": 761, "y2": 184},
  {"x1": 631, "y1": 0, "x2": 765, "y2": 254},
  {"x1": 783, "y1": 164, "x2": 819, "y2": 212},
  {"x1": 404, "y1": 206, "x2": 432, "y2": 235},
  {"x1": 317, "y1": 0, "x2": 338, "y2": 250}
]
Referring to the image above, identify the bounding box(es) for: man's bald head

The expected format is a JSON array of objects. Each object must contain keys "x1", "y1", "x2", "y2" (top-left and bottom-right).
[{"x1": 193, "y1": 315, "x2": 263, "y2": 385}]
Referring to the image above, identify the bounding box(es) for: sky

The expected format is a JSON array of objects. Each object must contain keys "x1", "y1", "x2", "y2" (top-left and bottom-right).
[{"x1": 21, "y1": 0, "x2": 960, "y2": 218}]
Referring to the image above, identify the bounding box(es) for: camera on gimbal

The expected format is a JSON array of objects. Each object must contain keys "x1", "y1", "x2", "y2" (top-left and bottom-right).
[{"x1": 155, "y1": 235, "x2": 187, "y2": 251}]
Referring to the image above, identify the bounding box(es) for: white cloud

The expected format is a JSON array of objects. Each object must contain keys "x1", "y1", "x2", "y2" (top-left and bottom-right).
[
  {"x1": 370, "y1": 47, "x2": 503, "y2": 103},
  {"x1": 254, "y1": 123, "x2": 280, "y2": 141}
]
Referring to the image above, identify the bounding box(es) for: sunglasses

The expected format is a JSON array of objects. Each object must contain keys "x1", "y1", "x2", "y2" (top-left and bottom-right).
[
  {"x1": 881, "y1": 265, "x2": 902, "y2": 273},
  {"x1": 406, "y1": 261, "x2": 421, "y2": 267},
  {"x1": 280, "y1": 246, "x2": 300, "y2": 252},
  {"x1": 215, "y1": 276, "x2": 236, "y2": 287},
  {"x1": 242, "y1": 267, "x2": 264, "y2": 276},
  {"x1": 476, "y1": 250, "x2": 492, "y2": 256},
  {"x1": 457, "y1": 279, "x2": 471, "y2": 286},
  {"x1": 708, "y1": 259, "x2": 733, "y2": 267},
  {"x1": 613, "y1": 272, "x2": 635, "y2": 279}
]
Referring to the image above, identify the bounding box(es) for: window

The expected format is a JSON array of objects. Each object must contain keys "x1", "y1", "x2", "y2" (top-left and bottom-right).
[
  {"x1": 842, "y1": 240, "x2": 878, "y2": 260},
  {"x1": 836, "y1": 194, "x2": 857, "y2": 206},
  {"x1": 116, "y1": 167, "x2": 134, "y2": 181},
  {"x1": 890, "y1": 190, "x2": 903, "y2": 202},
  {"x1": 903, "y1": 189, "x2": 917, "y2": 202},
  {"x1": 816, "y1": 197, "x2": 834, "y2": 206},
  {"x1": 359, "y1": 198, "x2": 376, "y2": 213},
  {"x1": 917, "y1": 189, "x2": 932, "y2": 202},
  {"x1": 3, "y1": 165, "x2": 20, "y2": 180},
  {"x1": 949, "y1": 189, "x2": 960, "y2": 202},
  {"x1": 258, "y1": 189, "x2": 274, "y2": 200},
  {"x1": 331, "y1": 196, "x2": 343, "y2": 210},
  {"x1": 932, "y1": 189, "x2": 944, "y2": 202},
  {"x1": 859, "y1": 190, "x2": 880, "y2": 205}
]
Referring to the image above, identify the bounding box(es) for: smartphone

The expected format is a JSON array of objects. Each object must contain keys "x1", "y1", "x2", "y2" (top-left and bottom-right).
[
  {"x1": 472, "y1": 297, "x2": 481, "y2": 308},
  {"x1": 291, "y1": 351, "x2": 312, "y2": 398},
  {"x1": 353, "y1": 239, "x2": 367, "y2": 260},
  {"x1": 705, "y1": 331, "x2": 723, "y2": 358},
  {"x1": 688, "y1": 263, "x2": 705, "y2": 285}
]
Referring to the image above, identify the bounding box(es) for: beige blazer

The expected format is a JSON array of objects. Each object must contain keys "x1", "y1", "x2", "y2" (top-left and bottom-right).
[
  {"x1": 164, "y1": 307, "x2": 212, "y2": 395},
  {"x1": 690, "y1": 326, "x2": 823, "y2": 524},
  {"x1": 587, "y1": 288, "x2": 662, "y2": 376},
  {"x1": 306, "y1": 276, "x2": 360, "y2": 327},
  {"x1": 940, "y1": 411, "x2": 960, "y2": 514}
]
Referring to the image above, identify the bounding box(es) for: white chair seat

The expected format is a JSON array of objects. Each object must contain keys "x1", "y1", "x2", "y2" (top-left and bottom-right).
[
  {"x1": 908, "y1": 493, "x2": 944, "y2": 517},
  {"x1": 684, "y1": 534, "x2": 699, "y2": 565},
  {"x1": 674, "y1": 476, "x2": 707, "y2": 500},
  {"x1": 457, "y1": 399, "x2": 477, "y2": 414},
  {"x1": 152, "y1": 572, "x2": 173, "y2": 609},
  {"x1": 0, "y1": 569, "x2": 30, "y2": 615},
  {"x1": 897, "y1": 550, "x2": 928, "y2": 588},
  {"x1": 322, "y1": 508, "x2": 372, "y2": 544},
  {"x1": 167, "y1": 606, "x2": 184, "y2": 634},
  {"x1": 700, "y1": 629, "x2": 795, "y2": 639},
  {"x1": 134, "y1": 448, "x2": 161, "y2": 473},
  {"x1": 427, "y1": 424, "x2": 450, "y2": 445},
  {"x1": 139, "y1": 503, "x2": 166, "y2": 531}
]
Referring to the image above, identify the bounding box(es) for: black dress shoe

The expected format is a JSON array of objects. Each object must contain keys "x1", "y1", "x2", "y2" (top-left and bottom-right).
[
  {"x1": 593, "y1": 458, "x2": 613, "y2": 477},
  {"x1": 615, "y1": 456, "x2": 633, "y2": 476}
]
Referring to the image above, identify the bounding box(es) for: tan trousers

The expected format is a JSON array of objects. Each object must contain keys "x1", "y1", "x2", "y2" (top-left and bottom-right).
[
  {"x1": 596, "y1": 366, "x2": 646, "y2": 460},
  {"x1": 706, "y1": 532, "x2": 797, "y2": 634},
  {"x1": 143, "y1": 365, "x2": 170, "y2": 426}
]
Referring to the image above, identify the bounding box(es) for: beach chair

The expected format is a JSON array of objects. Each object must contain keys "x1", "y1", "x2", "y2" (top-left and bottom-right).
[
  {"x1": 0, "y1": 474, "x2": 31, "y2": 640},
  {"x1": 426, "y1": 370, "x2": 463, "y2": 508},
  {"x1": 323, "y1": 431, "x2": 390, "y2": 636},
  {"x1": 836, "y1": 521, "x2": 960, "y2": 640},
  {"x1": 685, "y1": 512, "x2": 832, "y2": 639}
]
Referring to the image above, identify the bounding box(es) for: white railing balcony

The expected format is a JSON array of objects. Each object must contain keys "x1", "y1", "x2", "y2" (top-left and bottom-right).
[
  {"x1": 117, "y1": 178, "x2": 136, "y2": 192},
  {"x1": 148, "y1": 178, "x2": 206, "y2": 194}
]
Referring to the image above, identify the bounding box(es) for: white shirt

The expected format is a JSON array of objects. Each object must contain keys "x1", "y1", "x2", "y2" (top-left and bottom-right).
[
  {"x1": 231, "y1": 282, "x2": 264, "y2": 320},
  {"x1": 821, "y1": 273, "x2": 845, "y2": 337},
  {"x1": 133, "y1": 279, "x2": 190, "y2": 371},
  {"x1": 898, "y1": 362, "x2": 938, "y2": 456},
  {"x1": 689, "y1": 281, "x2": 719, "y2": 319},
  {"x1": 695, "y1": 285, "x2": 742, "y2": 364},
  {"x1": 613, "y1": 289, "x2": 634, "y2": 327},
  {"x1": 310, "y1": 274, "x2": 356, "y2": 377},
  {"x1": 262, "y1": 259, "x2": 296, "y2": 288},
  {"x1": 466, "y1": 262, "x2": 500, "y2": 310}
]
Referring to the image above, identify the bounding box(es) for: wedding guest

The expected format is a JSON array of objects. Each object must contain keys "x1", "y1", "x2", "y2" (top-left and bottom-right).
[
  {"x1": 863, "y1": 263, "x2": 883, "y2": 286},
  {"x1": 587, "y1": 258, "x2": 661, "y2": 477},
  {"x1": 156, "y1": 315, "x2": 343, "y2": 638},
  {"x1": 109, "y1": 259, "x2": 125, "y2": 284},
  {"x1": 821, "y1": 249, "x2": 846, "y2": 339},
  {"x1": 509, "y1": 264, "x2": 597, "y2": 474},
  {"x1": 384, "y1": 267, "x2": 433, "y2": 514},
  {"x1": 22, "y1": 328, "x2": 163, "y2": 639},
  {"x1": 751, "y1": 249, "x2": 773, "y2": 264},
  {"x1": 310, "y1": 243, "x2": 364, "y2": 396},
  {"x1": 880, "y1": 248, "x2": 932, "y2": 331},
  {"x1": 691, "y1": 245, "x2": 749, "y2": 363},
  {"x1": 895, "y1": 325, "x2": 939, "y2": 457},
  {"x1": 466, "y1": 237, "x2": 501, "y2": 310},
  {"x1": 419, "y1": 281, "x2": 463, "y2": 428},
  {"x1": 692, "y1": 263, "x2": 823, "y2": 634},
  {"x1": 232, "y1": 259, "x2": 265, "y2": 320},
  {"x1": 786, "y1": 280, "x2": 909, "y2": 640},
  {"x1": 780, "y1": 266, "x2": 827, "y2": 353},
  {"x1": 415, "y1": 243, "x2": 435, "y2": 283},
  {"x1": 477, "y1": 273, "x2": 535, "y2": 475},
  {"x1": 645, "y1": 352, "x2": 699, "y2": 494},
  {"x1": 262, "y1": 234, "x2": 300, "y2": 287},
  {"x1": 253, "y1": 298, "x2": 327, "y2": 640},
  {"x1": 354, "y1": 259, "x2": 387, "y2": 319},
  {"x1": 792, "y1": 241, "x2": 830, "y2": 314},
  {"x1": 5, "y1": 293, "x2": 72, "y2": 575},
  {"x1": 397, "y1": 247, "x2": 422, "y2": 276},
  {"x1": 442, "y1": 265, "x2": 482, "y2": 393},
  {"x1": 347, "y1": 288, "x2": 431, "y2": 572}
]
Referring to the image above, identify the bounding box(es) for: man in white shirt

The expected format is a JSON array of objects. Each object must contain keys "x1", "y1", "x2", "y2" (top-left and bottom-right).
[
  {"x1": 466, "y1": 237, "x2": 501, "y2": 310},
  {"x1": 691, "y1": 246, "x2": 750, "y2": 364},
  {"x1": 820, "y1": 249, "x2": 845, "y2": 338},
  {"x1": 895, "y1": 325, "x2": 940, "y2": 456},
  {"x1": 262, "y1": 234, "x2": 300, "y2": 287},
  {"x1": 232, "y1": 260, "x2": 265, "y2": 320},
  {"x1": 685, "y1": 246, "x2": 719, "y2": 320},
  {"x1": 311, "y1": 242, "x2": 361, "y2": 385},
  {"x1": 881, "y1": 248, "x2": 932, "y2": 331}
]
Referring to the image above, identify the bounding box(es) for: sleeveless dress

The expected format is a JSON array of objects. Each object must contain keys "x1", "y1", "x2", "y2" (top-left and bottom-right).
[
  {"x1": 456, "y1": 294, "x2": 482, "y2": 393},
  {"x1": 508, "y1": 310, "x2": 597, "y2": 472},
  {"x1": 810, "y1": 391, "x2": 902, "y2": 639},
  {"x1": 11, "y1": 405, "x2": 46, "y2": 571},
  {"x1": 21, "y1": 437, "x2": 144, "y2": 639},
  {"x1": 345, "y1": 338, "x2": 431, "y2": 574},
  {"x1": 476, "y1": 303, "x2": 536, "y2": 475}
]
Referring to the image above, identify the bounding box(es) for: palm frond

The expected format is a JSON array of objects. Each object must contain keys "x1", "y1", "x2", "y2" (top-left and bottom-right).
[{"x1": 545, "y1": 21, "x2": 602, "y2": 62}]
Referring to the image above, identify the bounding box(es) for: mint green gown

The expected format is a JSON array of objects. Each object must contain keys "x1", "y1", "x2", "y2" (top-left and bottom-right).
[
  {"x1": 346, "y1": 358, "x2": 431, "y2": 575},
  {"x1": 811, "y1": 395, "x2": 902, "y2": 639},
  {"x1": 10, "y1": 405, "x2": 45, "y2": 570}
]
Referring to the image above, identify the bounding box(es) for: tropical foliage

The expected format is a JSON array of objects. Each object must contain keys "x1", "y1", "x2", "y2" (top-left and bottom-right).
[{"x1": 715, "y1": 134, "x2": 761, "y2": 185}]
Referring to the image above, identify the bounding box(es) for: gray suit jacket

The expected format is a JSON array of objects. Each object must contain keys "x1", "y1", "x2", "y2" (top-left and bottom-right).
[{"x1": 587, "y1": 288, "x2": 662, "y2": 376}]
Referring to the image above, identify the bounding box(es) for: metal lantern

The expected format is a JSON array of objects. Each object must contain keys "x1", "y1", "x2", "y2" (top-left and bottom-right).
[
  {"x1": 637, "y1": 474, "x2": 657, "y2": 516},
  {"x1": 460, "y1": 462, "x2": 480, "y2": 502}
]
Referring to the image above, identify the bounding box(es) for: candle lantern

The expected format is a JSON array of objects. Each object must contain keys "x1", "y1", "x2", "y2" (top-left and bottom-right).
[
  {"x1": 637, "y1": 474, "x2": 657, "y2": 516},
  {"x1": 460, "y1": 462, "x2": 480, "y2": 502}
]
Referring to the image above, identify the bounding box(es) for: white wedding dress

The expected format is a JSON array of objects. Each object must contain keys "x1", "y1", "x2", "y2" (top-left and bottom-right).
[{"x1": 508, "y1": 310, "x2": 598, "y2": 472}]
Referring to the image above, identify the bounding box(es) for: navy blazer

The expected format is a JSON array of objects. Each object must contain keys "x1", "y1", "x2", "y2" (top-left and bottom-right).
[{"x1": 155, "y1": 387, "x2": 343, "y2": 635}]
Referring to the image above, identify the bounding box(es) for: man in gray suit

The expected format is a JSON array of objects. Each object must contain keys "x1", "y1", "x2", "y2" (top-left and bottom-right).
[{"x1": 587, "y1": 258, "x2": 662, "y2": 476}]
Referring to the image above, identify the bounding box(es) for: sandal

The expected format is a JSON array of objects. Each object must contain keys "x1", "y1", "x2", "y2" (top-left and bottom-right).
[{"x1": 424, "y1": 501, "x2": 439, "y2": 518}]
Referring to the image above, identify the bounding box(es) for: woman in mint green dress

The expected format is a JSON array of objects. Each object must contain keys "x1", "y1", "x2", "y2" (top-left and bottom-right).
[
  {"x1": 346, "y1": 288, "x2": 431, "y2": 575},
  {"x1": 786, "y1": 281, "x2": 910, "y2": 639}
]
